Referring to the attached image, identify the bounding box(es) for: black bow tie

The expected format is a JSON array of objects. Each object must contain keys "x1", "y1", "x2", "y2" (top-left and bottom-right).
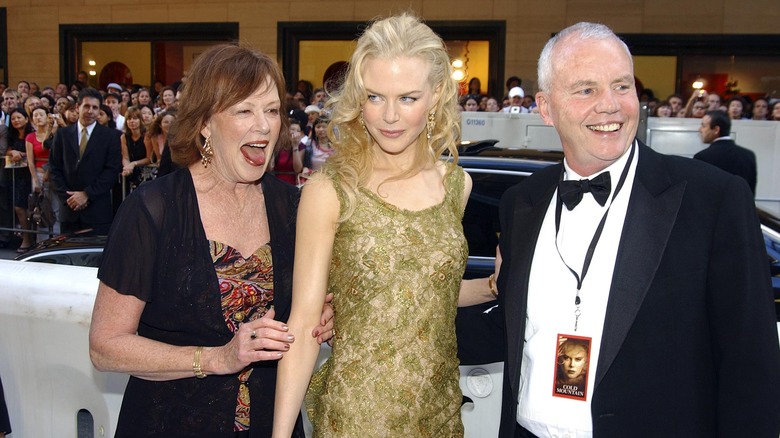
[{"x1": 558, "y1": 172, "x2": 611, "y2": 210}]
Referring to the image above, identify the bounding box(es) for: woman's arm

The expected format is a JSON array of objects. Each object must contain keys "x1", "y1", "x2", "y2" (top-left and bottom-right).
[
  {"x1": 459, "y1": 245, "x2": 502, "y2": 306},
  {"x1": 292, "y1": 142, "x2": 305, "y2": 174},
  {"x1": 89, "y1": 281, "x2": 294, "y2": 381},
  {"x1": 26, "y1": 139, "x2": 38, "y2": 191},
  {"x1": 273, "y1": 175, "x2": 339, "y2": 437},
  {"x1": 120, "y1": 135, "x2": 133, "y2": 176}
]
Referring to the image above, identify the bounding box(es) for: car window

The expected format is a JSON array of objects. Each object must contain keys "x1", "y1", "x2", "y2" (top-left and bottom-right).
[
  {"x1": 463, "y1": 169, "x2": 527, "y2": 257},
  {"x1": 24, "y1": 252, "x2": 103, "y2": 268}
]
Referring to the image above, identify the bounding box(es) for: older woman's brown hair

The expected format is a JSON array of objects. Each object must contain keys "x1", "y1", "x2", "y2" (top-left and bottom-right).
[{"x1": 169, "y1": 44, "x2": 289, "y2": 167}]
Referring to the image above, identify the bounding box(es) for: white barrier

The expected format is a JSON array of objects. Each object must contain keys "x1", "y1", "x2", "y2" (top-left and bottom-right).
[{"x1": 0, "y1": 260, "x2": 127, "y2": 438}]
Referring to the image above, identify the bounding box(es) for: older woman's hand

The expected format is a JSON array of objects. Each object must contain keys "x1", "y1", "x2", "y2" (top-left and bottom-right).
[
  {"x1": 312, "y1": 293, "x2": 335, "y2": 345},
  {"x1": 212, "y1": 308, "x2": 295, "y2": 374}
]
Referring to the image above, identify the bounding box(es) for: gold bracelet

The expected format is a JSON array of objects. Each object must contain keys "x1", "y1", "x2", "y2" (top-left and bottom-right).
[
  {"x1": 488, "y1": 274, "x2": 498, "y2": 298},
  {"x1": 193, "y1": 346, "x2": 206, "y2": 379}
]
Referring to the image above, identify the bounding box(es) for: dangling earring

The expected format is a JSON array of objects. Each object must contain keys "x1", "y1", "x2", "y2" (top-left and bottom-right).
[
  {"x1": 426, "y1": 111, "x2": 436, "y2": 140},
  {"x1": 359, "y1": 112, "x2": 369, "y2": 137},
  {"x1": 201, "y1": 137, "x2": 214, "y2": 168}
]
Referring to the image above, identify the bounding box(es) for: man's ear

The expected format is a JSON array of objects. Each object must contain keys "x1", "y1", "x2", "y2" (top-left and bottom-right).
[{"x1": 536, "y1": 92, "x2": 554, "y2": 126}]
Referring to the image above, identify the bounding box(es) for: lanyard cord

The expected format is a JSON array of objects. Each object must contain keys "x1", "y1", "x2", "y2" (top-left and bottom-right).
[{"x1": 554, "y1": 143, "x2": 635, "y2": 297}]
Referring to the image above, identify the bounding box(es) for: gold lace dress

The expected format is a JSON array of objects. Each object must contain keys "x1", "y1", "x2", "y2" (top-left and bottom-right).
[{"x1": 306, "y1": 167, "x2": 468, "y2": 437}]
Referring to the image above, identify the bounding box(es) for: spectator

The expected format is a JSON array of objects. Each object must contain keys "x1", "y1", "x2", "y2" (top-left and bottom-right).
[
  {"x1": 303, "y1": 104, "x2": 320, "y2": 136},
  {"x1": 26, "y1": 106, "x2": 59, "y2": 234},
  {"x1": 271, "y1": 117, "x2": 300, "y2": 186},
  {"x1": 707, "y1": 92, "x2": 722, "y2": 111},
  {"x1": 311, "y1": 87, "x2": 327, "y2": 108},
  {"x1": 49, "y1": 87, "x2": 122, "y2": 234},
  {"x1": 503, "y1": 86, "x2": 528, "y2": 113},
  {"x1": 6, "y1": 107, "x2": 34, "y2": 251},
  {"x1": 695, "y1": 109, "x2": 757, "y2": 194},
  {"x1": 486, "y1": 96, "x2": 501, "y2": 112},
  {"x1": 104, "y1": 93, "x2": 124, "y2": 131},
  {"x1": 60, "y1": 100, "x2": 80, "y2": 127},
  {"x1": 462, "y1": 95, "x2": 479, "y2": 111},
  {"x1": 468, "y1": 77, "x2": 483, "y2": 97},
  {"x1": 1, "y1": 89, "x2": 20, "y2": 125},
  {"x1": 666, "y1": 94, "x2": 683, "y2": 116},
  {"x1": 23, "y1": 95, "x2": 42, "y2": 119},
  {"x1": 120, "y1": 106, "x2": 152, "y2": 192},
  {"x1": 54, "y1": 82, "x2": 68, "y2": 99},
  {"x1": 294, "y1": 116, "x2": 332, "y2": 179},
  {"x1": 159, "y1": 85, "x2": 177, "y2": 111},
  {"x1": 506, "y1": 75, "x2": 521, "y2": 93},
  {"x1": 146, "y1": 110, "x2": 176, "y2": 163},
  {"x1": 17, "y1": 80, "x2": 30, "y2": 99},
  {"x1": 752, "y1": 97, "x2": 769, "y2": 120},
  {"x1": 653, "y1": 100, "x2": 673, "y2": 117},
  {"x1": 727, "y1": 96, "x2": 746, "y2": 120},
  {"x1": 772, "y1": 101, "x2": 780, "y2": 121},
  {"x1": 97, "y1": 104, "x2": 116, "y2": 130},
  {"x1": 136, "y1": 88, "x2": 152, "y2": 107},
  {"x1": 138, "y1": 104, "x2": 155, "y2": 130}
]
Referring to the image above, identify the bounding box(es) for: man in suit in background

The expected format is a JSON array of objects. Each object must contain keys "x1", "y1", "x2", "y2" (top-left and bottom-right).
[
  {"x1": 694, "y1": 109, "x2": 757, "y2": 195},
  {"x1": 50, "y1": 88, "x2": 121, "y2": 234},
  {"x1": 497, "y1": 22, "x2": 780, "y2": 437}
]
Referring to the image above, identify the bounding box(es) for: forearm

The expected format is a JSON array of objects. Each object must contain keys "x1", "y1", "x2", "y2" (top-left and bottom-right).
[
  {"x1": 272, "y1": 314, "x2": 322, "y2": 437},
  {"x1": 90, "y1": 333, "x2": 210, "y2": 381},
  {"x1": 459, "y1": 277, "x2": 496, "y2": 306}
]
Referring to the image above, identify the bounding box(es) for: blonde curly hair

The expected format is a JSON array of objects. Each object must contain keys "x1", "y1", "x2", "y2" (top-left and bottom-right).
[{"x1": 322, "y1": 13, "x2": 461, "y2": 221}]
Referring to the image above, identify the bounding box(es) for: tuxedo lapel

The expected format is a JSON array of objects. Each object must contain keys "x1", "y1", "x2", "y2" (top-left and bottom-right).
[
  {"x1": 503, "y1": 165, "x2": 559, "y2": 395},
  {"x1": 595, "y1": 144, "x2": 686, "y2": 388}
]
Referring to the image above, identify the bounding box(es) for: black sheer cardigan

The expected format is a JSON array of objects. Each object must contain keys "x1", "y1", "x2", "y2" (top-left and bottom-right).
[{"x1": 98, "y1": 168, "x2": 302, "y2": 437}]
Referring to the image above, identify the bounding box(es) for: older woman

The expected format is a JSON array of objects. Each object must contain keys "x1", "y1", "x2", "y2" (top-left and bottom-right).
[{"x1": 89, "y1": 44, "x2": 333, "y2": 437}]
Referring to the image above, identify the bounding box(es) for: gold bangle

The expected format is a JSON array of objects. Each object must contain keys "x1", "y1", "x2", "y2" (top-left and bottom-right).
[
  {"x1": 193, "y1": 346, "x2": 206, "y2": 379},
  {"x1": 488, "y1": 274, "x2": 498, "y2": 298}
]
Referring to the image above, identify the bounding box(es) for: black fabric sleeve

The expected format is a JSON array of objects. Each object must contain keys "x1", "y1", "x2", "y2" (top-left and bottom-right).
[{"x1": 97, "y1": 185, "x2": 161, "y2": 301}]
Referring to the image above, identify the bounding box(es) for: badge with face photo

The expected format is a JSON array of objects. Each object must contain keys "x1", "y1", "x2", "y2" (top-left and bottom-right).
[{"x1": 552, "y1": 333, "x2": 591, "y2": 401}]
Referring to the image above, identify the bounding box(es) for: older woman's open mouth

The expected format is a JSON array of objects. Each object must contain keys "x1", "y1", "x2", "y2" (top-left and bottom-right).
[{"x1": 241, "y1": 141, "x2": 269, "y2": 166}]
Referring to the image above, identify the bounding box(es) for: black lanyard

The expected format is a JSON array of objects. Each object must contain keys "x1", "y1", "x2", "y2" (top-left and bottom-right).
[{"x1": 554, "y1": 144, "x2": 635, "y2": 328}]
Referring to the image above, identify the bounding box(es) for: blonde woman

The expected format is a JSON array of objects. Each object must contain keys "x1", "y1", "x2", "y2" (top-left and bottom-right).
[{"x1": 275, "y1": 14, "x2": 474, "y2": 437}]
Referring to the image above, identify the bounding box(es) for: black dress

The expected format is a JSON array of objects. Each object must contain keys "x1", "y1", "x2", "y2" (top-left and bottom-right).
[
  {"x1": 124, "y1": 131, "x2": 147, "y2": 189},
  {"x1": 7, "y1": 135, "x2": 31, "y2": 208},
  {"x1": 98, "y1": 169, "x2": 303, "y2": 437}
]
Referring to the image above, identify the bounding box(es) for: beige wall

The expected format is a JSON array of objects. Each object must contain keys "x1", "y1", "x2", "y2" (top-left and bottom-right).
[{"x1": 4, "y1": 0, "x2": 780, "y2": 91}]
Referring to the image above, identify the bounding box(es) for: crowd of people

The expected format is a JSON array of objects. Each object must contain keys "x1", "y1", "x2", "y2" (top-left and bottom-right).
[{"x1": 0, "y1": 77, "x2": 181, "y2": 251}]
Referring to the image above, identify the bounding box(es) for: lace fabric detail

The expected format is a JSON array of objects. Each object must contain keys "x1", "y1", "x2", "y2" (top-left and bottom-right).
[
  {"x1": 307, "y1": 166, "x2": 468, "y2": 437},
  {"x1": 211, "y1": 241, "x2": 274, "y2": 432}
]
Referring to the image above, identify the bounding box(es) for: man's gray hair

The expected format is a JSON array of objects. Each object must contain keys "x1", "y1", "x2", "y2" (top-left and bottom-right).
[{"x1": 537, "y1": 22, "x2": 632, "y2": 92}]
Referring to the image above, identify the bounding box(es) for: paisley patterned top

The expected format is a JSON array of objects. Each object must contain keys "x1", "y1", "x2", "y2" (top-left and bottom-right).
[
  {"x1": 307, "y1": 166, "x2": 468, "y2": 437},
  {"x1": 211, "y1": 241, "x2": 274, "y2": 432}
]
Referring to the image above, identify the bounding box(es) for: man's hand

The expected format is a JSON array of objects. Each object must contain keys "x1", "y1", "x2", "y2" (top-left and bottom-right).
[{"x1": 66, "y1": 191, "x2": 89, "y2": 211}]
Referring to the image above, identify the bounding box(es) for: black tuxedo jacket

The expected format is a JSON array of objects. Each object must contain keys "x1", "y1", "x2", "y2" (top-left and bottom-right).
[
  {"x1": 693, "y1": 138, "x2": 757, "y2": 195},
  {"x1": 497, "y1": 143, "x2": 780, "y2": 437},
  {"x1": 49, "y1": 122, "x2": 122, "y2": 228}
]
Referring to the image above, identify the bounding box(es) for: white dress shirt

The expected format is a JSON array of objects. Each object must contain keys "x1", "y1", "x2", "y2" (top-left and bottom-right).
[{"x1": 517, "y1": 142, "x2": 639, "y2": 438}]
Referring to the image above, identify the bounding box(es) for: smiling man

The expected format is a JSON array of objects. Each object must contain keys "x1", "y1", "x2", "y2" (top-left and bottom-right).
[{"x1": 496, "y1": 22, "x2": 780, "y2": 438}]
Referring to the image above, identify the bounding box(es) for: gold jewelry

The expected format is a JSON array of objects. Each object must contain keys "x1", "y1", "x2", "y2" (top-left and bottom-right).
[
  {"x1": 193, "y1": 346, "x2": 206, "y2": 379},
  {"x1": 201, "y1": 137, "x2": 214, "y2": 168},
  {"x1": 488, "y1": 274, "x2": 498, "y2": 298},
  {"x1": 426, "y1": 111, "x2": 436, "y2": 140},
  {"x1": 359, "y1": 113, "x2": 369, "y2": 137}
]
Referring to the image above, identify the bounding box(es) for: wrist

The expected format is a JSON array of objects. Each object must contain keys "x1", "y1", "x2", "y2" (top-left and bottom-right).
[{"x1": 488, "y1": 274, "x2": 498, "y2": 298}]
